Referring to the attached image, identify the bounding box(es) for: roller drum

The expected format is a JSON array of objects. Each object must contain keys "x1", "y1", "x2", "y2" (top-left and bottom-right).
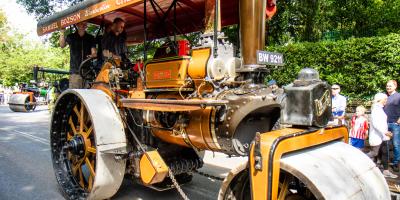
[{"x1": 8, "y1": 94, "x2": 36, "y2": 112}]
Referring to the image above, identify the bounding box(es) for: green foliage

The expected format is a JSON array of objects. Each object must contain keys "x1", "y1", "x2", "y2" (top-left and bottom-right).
[
  {"x1": 0, "y1": 9, "x2": 68, "y2": 86},
  {"x1": 0, "y1": 10, "x2": 8, "y2": 43},
  {"x1": 0, "y1": 38, "x2": 69, "y2": 86},
  {"x1": 16, "y1": 0, "x2": 83, "y2": 20},
  {"x1": 266, "y1": 33, "x2": 400, "y2": 99},
  {"x1": 268, "y1": 0, "x2": 400, "y2": 45}
]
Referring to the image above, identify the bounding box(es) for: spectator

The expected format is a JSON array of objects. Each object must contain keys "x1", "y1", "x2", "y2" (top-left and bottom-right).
[
  {"x1": 0, "y1": 86, "x2": 4, "y2": 105},
  {"x1": 349, "y1": 105, "x2": 368, "y2": 149},
  {"x1": 367, "y1": 93, "x2": 397, "y2": 178},
  {"x1": 4, "y1": 87, "x2": 12, "y2": 104},
  {"x1": 331, "y1": 84, "x2": 347, "y2": 125},
  {"x1": 60, "y1": 21, "x2": 97, "y2": 89},
  {"x1": 384, "y1": 80, "x2": 400, "y2": 172}
]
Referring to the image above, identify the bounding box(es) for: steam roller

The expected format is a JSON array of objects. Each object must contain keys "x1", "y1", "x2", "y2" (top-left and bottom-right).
[
  {"x1": 37, "y1": 0, "x2": 391, "y2": 199},
  {"x1": 8, "y1": 93, "x2": 37, "y2": 112},
  {"x1": 8, "y1": 66, "x2": 68, "y2": 112}
]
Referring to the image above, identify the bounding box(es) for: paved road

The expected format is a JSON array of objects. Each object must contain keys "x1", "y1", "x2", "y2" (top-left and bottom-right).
[{"x1": 0, "y1": 105, "x2": 246, "y2": 200}]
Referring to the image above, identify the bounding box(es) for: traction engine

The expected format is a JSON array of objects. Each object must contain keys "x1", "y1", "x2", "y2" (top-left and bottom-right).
[{"x1": 44, "y1": 0, "x2": 390, "y2": 199}]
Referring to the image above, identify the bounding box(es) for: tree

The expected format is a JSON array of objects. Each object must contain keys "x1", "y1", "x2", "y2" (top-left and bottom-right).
[
  {"x1": 0, "y1": 8, "x2": 69, "y2": 86},
  {"x1": 0, "y1": 10, "x2": 9, "y2": 43},
  {"x1": 267, "y1": 0, "x2": 400, "y2": 44},
  {"x1": 16, "y1": 0, "x2": 83, "y2": 20}
]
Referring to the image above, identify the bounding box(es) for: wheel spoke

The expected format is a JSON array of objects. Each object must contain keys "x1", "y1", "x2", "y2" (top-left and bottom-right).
[
  {"x1": 73, "y1": 105, "x2": 80, "y2": 122},
  {"x1": 67, "y1": 132, "x2": 73, "y2": 141},
  {"x1": 87, "y1": 147, "x2": 96, "y2": 154},
  {"x1": 69, "y1": 117, "x2": 77, "y2": 135},
  {"x1": 72, "y1": 162, "x2": 80, "y2": 176},
  {"x1": 86, "y1": 125, "x2": 93, "y2": 138},
  {"x1": 278, "y1": 173, "x2": 290, "y2": 200},
  {"x1": 73, "y1": 105, "x2": 85, "y2": 134},
  {"x1": 85, "y1": 157, "x2": 96, "y2": 177},
  {"x1": 78, "y1": 166, "x2": 85, "y2": 188},
  {"x1": 80, "y1": 103, "x2": 85, "y2": 134},
  {"x1": 88, "y1": 174, "x2": 93, "y2": 191}
]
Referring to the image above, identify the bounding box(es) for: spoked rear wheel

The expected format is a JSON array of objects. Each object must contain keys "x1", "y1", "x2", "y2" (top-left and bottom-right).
[
  {"x1": 66, "y1": 101, "x2": 96, "y2": 191},
  {"x1": 51, "y1": 89, "x2": 126, "y2": 200}
]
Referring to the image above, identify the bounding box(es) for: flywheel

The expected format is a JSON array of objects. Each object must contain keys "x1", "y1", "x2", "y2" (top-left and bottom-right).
[{"x1": 50, "y1": 89, "x2": 127, "y2": 200}]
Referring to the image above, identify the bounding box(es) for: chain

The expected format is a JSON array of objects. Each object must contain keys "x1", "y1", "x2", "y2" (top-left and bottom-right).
[
  {"x1": 168, "y1": 168, "x2": 190, "y2": 200},
  {"x1": 194, "y1": 169, "x2": 224, "y2": 181}
]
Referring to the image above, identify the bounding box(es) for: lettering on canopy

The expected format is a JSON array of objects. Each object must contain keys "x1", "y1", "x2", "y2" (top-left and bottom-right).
[
  {"x1": 38, "y1": 0, "x2": 141, "y2": 36},
  {"x1": 41, "y1": 22, "x2": 59, "y2": 34},
  {"x1": 60, "y1": 13, "x2": 81, "y2": 27}
]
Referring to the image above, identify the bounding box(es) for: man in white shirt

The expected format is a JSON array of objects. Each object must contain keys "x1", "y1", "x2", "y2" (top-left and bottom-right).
[{"x1": 331, "y1": 84, "x2": 347, "y2": 125}]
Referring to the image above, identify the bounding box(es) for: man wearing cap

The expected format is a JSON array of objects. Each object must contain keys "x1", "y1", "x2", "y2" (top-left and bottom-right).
[
  {"x1": 331, "y1": 84, "x2": 347, "y2": 125},
  {"x1": 384, "y1": 80, "x2": 400, "y2": 171}
]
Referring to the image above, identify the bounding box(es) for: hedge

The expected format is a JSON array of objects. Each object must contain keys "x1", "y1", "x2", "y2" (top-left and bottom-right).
[{"x1": 265, "y1": 33, "x2": 400, "y2": 100}]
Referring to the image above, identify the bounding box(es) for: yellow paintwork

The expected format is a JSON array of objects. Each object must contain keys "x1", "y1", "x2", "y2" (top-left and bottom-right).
[
  {"x1": 145, "y1": 58, "x2": 190, "y2": 88},
  {"x1": 188, "y1": 48, "x2": 214, "y2": 95},
  {"x1": 140, "y1": 150, "x2": 169, "y2": 185},
  {"x1": 188, "y1": 48, "x2": 211, "y2": 79},
  {"x1": 91, "y1": 60, "x2": 120, "y2": 98},
  {"x1": 249, "y1": 126, "x2": 348, "y2": 200},
  {"x1": 146, "y1": 93, "x2": 219, "y2": 151},
  {"x1": 129, "y1": 78, "x2": 145, "y2": 99}
]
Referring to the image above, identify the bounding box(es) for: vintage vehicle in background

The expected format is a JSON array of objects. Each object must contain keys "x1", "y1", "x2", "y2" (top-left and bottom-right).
[
  {"x1": 8, "y1": 66, "x2": 68, "y2": 112},
  {"x1": 37, "y1": 0, "x2": 390, "y2": 199}
]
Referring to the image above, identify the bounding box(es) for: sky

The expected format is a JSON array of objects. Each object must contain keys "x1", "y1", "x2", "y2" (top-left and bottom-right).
[{"x1": 0, "y1": 0, "x2": 41, "y2": 41}]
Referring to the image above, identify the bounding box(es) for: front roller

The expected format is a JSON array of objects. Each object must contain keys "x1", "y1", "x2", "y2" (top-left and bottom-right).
[
  {"x1": 8, "y1": 93, "x2": 36, "y2": 112},
  {"x1": 50, "y1": 89, "x2": 127, "y2": 200},
  {"x1": 219, "y1": 128, "x2": 390, "y2": 200}
]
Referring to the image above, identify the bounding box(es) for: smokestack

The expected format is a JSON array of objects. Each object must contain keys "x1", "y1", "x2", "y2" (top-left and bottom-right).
[{"x1": 239, "y1": 0, "x2": 266, "y2": 71}]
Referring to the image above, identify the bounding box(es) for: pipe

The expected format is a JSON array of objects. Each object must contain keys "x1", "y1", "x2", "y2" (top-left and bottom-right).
[{"x1": 239, "y1": 0, "x2": 266, "y2": 69}]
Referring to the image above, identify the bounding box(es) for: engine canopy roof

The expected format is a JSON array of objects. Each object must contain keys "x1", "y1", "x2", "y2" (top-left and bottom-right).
[{"x1": 37, "y1": 0, "x2": 239, "y2": 44}]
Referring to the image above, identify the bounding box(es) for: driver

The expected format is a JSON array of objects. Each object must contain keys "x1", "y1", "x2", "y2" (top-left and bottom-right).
[
  {"x1": 101, "y1": 17, "x2": 129, "y2": 63},
  {"x1": 60, "y1": 21, "x2": 97, "y2": 89}
]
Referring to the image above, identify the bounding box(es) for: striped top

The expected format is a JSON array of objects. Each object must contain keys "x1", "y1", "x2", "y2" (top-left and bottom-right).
[{"x1": 350, "y1": 115, "x2": 369, "y2": 140}]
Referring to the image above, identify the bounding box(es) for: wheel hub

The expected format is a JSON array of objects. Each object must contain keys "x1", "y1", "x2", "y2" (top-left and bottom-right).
[{"x1": 68, "y1": 135, "x2": 85, "y2": 158}]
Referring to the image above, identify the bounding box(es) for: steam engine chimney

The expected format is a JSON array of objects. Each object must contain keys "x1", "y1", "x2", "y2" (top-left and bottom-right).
[
  {"x1": 239, "y1": 0, "x2": 267, "y2": 70},
  {"x1": 237, "y1": 0, "x2": 277, "y2": 83}
]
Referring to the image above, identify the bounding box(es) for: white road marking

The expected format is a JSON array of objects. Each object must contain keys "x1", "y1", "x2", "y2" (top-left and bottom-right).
[{"x1": 0, "y1": 128, "x2": 49, "y2": 145}]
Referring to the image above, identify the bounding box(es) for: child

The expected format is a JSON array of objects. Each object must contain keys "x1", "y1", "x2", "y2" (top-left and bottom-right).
[{"x1": 349, "y1": 105, "x2": 369, "y2": 149}]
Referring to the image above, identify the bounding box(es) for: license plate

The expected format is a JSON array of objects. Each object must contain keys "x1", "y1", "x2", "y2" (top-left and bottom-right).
[
  {"x1": 256, "y1": 50, "x2": 284, "y2": 66},
  {"x1": 153, "y1": 69, "x2": 172, "y2": 80}
]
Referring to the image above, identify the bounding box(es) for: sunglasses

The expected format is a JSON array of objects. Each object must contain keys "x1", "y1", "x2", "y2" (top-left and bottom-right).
[{"x1": 331, "y1": 88, "x2": 339, "y2": 90}]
